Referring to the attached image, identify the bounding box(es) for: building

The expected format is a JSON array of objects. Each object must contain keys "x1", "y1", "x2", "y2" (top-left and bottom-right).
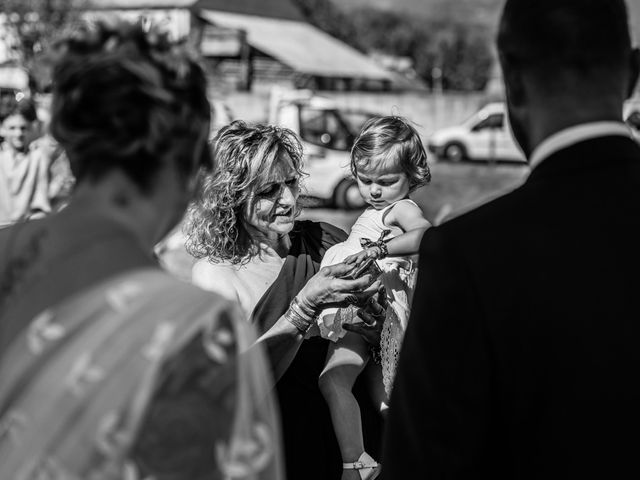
[{"x1": 82, "y1": 0, "x2": 396, "y2": 92}]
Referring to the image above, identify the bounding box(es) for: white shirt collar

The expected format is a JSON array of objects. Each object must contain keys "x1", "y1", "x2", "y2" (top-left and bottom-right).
[{"x1": 529, "y1": 122, "x2": 633, "y2": 170}]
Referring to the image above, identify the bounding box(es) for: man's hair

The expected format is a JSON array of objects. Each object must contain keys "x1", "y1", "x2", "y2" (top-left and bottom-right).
[
  {"x1": 351, "y1": 115, "x2": 431, "y2": 192},
  {"x1": 184, "y1": 120, "x2": 304, "y2": 265},
  {"x1": 49, "y1": 19, "x2": 211, "y2": 191},
  {"x1": 498, "y1": 0, "x2": 631, "y2": 75},
  {"x1": 0, "y1": 97, "x2": 38, "y2": 125}
]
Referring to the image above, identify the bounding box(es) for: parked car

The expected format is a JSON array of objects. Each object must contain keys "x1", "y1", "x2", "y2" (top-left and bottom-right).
[
  {"x1": 268, "y1": 88, "x2": 374, "y2": 209},
  {"x1": 427, "y1": 102, "x2": 526, "y2": 163}
]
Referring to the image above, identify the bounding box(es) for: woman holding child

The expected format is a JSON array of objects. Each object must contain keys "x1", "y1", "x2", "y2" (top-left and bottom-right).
[{"x1": 184, "y1": 120, "x2": 387, "y2": 480}]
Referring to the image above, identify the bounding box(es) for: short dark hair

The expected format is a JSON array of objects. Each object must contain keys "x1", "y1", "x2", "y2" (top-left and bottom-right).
[
  {"x1": 49, "y1": 20, "x2": 211, "y2": 191},
  {"x1": 498, "y1": 0, "x2": 631, "y2": 74},
  {"x1": 0, "y1": 97, "x2": 38, "y2": 124},
  {"x1": 351, "y1": 116, "x2": 430, "y2": 192}
]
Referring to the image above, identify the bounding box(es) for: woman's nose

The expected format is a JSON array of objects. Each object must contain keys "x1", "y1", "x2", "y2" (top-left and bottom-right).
[{"x1": 280, "y1": 183, "x2": 297, "y2": 205}]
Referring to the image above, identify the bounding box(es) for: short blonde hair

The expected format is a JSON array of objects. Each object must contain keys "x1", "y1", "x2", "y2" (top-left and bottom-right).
[{"x1": 351, "y1": 116, "x2": 431, "y2": 192}]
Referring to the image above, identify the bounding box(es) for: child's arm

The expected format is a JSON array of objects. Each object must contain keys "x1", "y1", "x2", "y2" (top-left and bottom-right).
[
  {"x1": 381, "y1": 200, "x2": 431, "y2": 257},
  {"x1": 345, "y1": 202, "x2": 431, "y2": 265}
]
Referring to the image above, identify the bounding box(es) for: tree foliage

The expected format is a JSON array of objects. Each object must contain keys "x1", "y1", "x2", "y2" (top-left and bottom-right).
[
  {"x1": 292, "y1": 0, "x2": 494, "y2": 91},
  {"x1": 0, "y1": 0, "x2": 78, "y2": 90}
]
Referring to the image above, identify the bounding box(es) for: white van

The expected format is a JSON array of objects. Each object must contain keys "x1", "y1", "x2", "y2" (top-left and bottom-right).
[
  {"x1": 427, "y1": 102, "x2": 526, "y2": 163},
  {"x1": 268, "y1": 88, "x2": 372, "y2": 209}
]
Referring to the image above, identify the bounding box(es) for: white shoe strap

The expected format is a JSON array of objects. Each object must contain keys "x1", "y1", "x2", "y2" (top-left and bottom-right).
[{"x1": 343, "y1": 460, "x2": 379, "y2": 470}]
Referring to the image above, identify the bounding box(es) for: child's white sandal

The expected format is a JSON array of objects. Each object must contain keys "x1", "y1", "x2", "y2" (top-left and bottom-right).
[{"x1": 342, "y1": 452, "x2": 381, "y2": 480}]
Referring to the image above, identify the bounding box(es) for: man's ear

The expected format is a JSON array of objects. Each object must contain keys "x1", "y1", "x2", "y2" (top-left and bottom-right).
[{"x1": 626, "y1": 47, "x2": 640, "y2": 99}]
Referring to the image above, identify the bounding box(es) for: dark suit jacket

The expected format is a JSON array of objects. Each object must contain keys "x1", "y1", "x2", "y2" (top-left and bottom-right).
[{"x1": 383, "y1": 135, "x2": 640, "y2": 479}]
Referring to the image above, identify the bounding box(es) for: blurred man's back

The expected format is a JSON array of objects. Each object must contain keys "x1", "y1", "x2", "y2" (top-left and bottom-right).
[{"x1": 384, "y1": 1, "x2": 640, "y2": 477}]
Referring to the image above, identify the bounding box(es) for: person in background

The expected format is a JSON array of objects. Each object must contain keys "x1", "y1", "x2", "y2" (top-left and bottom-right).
[
  {"x1": 384, "y1": 0, "x2": 640, "y2": 477},
  {"x1": 0, "y1": 98, "x2": 51, "y2": 225},
  {"x1": 184, "y1": 120, "x2": 386, "y2": 480},
  {"x1": 0, "y1": 95, "x2": 74, "y2": 226},
  {"x1": 0, "y1": 20, "x2": 281, "y2": 480}
]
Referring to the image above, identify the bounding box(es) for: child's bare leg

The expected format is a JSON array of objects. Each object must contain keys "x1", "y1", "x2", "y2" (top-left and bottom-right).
[
  {"x1": 363, "y1": 359, "x2": 388, "y2": 417},
  {"x1": 319, "y1": 332, "x2": 379, "y2": 479}
]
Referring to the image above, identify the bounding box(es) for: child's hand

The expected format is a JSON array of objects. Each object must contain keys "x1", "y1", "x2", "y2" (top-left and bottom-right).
[
  {"x1": 344, "y1": 285, "x2": 387, "y2": 347},
  {"x1": 345, "y1": 247, "x2": 380, "y2": 266}
]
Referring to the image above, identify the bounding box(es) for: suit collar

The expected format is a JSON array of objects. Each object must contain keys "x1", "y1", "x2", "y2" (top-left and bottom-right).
[
  {"x1": 529, "y1": 122, "x2": 632, "y2": 170},
  {"x1": 526, "y1": 135, "x2": 640, "y2": 184}
]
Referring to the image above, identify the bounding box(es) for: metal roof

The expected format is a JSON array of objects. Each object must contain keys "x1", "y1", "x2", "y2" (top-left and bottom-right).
[
  {"x1": 194, "y1": 0, "x2": 304, "y2": 22},
  {"x1": 199, "y1": 10, "x2": 391, "y2": 81},
  {"x1": 82, "y1": 1, "x2": 197, "y2": 9}
]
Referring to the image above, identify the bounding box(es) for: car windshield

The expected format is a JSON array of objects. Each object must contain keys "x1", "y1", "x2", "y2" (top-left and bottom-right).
[
  {"x1": 299, "y1": 106, "x2": 376, "y2": 151},
  {"x1": 340, "y1": 110, "x2": 375, "y2": 136}
]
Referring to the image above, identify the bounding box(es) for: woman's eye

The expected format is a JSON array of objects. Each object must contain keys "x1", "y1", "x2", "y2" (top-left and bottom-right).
[
  {"x1": 285, "y1": 178, "x2": 298, "y2": 186},
  {"x1": 258, "y1": 185, "x2": 279, "y2": 197}
]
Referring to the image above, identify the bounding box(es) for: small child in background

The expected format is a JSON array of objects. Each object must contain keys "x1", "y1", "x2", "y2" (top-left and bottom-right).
[{"x1": 317, "y1": 116, "x2": 432, "y2": 480}]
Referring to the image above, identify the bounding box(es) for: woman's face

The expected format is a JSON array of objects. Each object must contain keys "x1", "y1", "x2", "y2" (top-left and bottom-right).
[{"x1": 243, "y1": 151, "x2": 300, "y2": 244}]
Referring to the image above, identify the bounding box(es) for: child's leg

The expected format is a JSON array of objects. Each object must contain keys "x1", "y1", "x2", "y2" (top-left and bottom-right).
[
  {"x1": 318, "y1": 332, "x2": 372, "y2": 464},
  {"x1": 362, "y1": 359, "x2": 389, "y2": 417}
]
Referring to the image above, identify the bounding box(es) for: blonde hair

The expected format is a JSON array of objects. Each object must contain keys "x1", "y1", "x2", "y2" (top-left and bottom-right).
[
  {"x1": 184, "y1": 120, "x2": 304, "y2": 264},
  {"x1": 351, "y1": 116, "x2": 431, "y2": 191}
]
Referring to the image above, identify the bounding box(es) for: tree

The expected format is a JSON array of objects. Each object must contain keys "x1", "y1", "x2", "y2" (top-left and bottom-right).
[
  {"x1": 293, "y1": 0, "x2": 494, "y2": 91},
  {"x1": 292, "y1": 0, "x2": 363, "y2": 51},
  {"x1": 0, "y1": 0, "x2": 79, "y2": 91}
]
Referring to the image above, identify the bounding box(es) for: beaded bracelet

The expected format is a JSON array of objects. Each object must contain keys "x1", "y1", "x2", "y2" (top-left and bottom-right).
[
  {"x1": 360, "y1": 229, "x2": 391, "y2": 259},
  {"x1": 376, "y1": 240, "x2": 389, "y2": 259}
]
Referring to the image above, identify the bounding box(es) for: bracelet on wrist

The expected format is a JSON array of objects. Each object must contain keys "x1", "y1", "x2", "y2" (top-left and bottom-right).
[
  {"x1": 292, "y1": 295, "x2": 320, "y2": 319},
  {"x1": 284, "y1": 307, "x2": 314, "y2": 334},
  {"x1": 360, "y1": 229, "x2": 390, "y2": 259},
  {"x1": 376, "y1": 240, "x2": 389, "y2": 259},
  {"x1": 285, "y1": 296, "x2": 318, "y2": 335}
]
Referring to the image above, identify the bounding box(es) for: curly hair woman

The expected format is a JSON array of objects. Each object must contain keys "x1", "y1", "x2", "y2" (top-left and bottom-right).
[{"x1": 184, "y1": 120, "x2": 386, "y2": 480}]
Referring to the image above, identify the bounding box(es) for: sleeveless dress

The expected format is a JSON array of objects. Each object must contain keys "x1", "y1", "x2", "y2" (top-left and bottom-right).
[{"x1": 318, "y1": 199, "x2": 419, "y2": 396}]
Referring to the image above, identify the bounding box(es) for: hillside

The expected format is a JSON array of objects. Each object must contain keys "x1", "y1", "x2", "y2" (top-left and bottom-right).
[
  {"x1": 334, "y1": 0, "x2": 505, "y2": 28},
  {"x1": 334, "y1": 0, "x2": 640, "y2": 40}
]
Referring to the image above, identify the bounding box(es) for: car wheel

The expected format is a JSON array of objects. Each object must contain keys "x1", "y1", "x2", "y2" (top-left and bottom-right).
[
  {"x1": 333, "y1": 178, "x2": 366, "y2": 210},
  {"x1": 443, "y1": 142, "x2": 466, "y2": 162}
]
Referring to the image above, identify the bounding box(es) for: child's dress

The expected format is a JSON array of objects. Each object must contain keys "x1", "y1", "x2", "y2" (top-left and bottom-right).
[{"x1": 318, "y1": 198, "x2": 419, "y2": 396}]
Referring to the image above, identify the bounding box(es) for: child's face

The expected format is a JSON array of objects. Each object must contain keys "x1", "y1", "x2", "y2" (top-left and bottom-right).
[
  {"x1": 355, "y1": 160, "x2": 411, "y2": 210},
  {"x1": 1, "y1": 114, "x2": 31, "y2": 153}
]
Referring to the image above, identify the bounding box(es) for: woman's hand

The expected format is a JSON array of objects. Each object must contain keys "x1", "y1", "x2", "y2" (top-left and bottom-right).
[
  {"x1": 343, "y1": 286, "x2": 387, "y2": 346},
  {"x1": 297, "y1": 263, "x2": 378, "y2": 312}
]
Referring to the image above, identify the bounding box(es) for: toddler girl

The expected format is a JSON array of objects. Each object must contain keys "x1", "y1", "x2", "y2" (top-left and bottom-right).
[{"x1": 317, "y1": 116, "x2": 432, "y2": 480}]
